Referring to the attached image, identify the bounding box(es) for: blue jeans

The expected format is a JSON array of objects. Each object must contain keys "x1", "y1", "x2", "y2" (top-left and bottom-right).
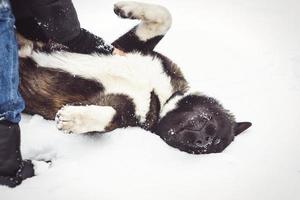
[{"x1": 0, "y1": 0, "x2": 24, "y2": 123}]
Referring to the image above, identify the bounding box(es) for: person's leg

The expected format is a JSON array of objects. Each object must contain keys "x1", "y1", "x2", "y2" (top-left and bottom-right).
[
  {"x1": 0, "y1": 0, "x2": 34, "y2": 188},
  {"x1": 0, "y1": 0, "x2": 24, "y2": 123},
  {"x1": 112, "y1": 1, "x2": 172, "y2": 54}
]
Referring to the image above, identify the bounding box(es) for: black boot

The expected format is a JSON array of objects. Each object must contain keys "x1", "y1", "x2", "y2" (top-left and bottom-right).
[{"x1": 0, "y1": 120, "x2": 34, "y2": 188}]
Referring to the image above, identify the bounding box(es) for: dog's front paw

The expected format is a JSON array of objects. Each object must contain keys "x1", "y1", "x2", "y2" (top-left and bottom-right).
[
  {"x1": 114, "y1": 1, "x2": 143, "y2": 19},
  {"x1": 55, "y1": 106, "x2": 86, "y2": 134},
  {"x1": 55, "y1": 105, "x2": 116, "y2": 134}
]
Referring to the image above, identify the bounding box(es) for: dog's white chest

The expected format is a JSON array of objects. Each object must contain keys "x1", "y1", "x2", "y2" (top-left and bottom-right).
[{"x1": 31, "y1": 52, "x2": 173, "y2": 122}]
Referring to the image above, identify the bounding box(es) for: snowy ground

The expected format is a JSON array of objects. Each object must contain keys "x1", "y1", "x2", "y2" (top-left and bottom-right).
[{"x1": 1, "y1": 0, "x2": 300, "y2": 199}]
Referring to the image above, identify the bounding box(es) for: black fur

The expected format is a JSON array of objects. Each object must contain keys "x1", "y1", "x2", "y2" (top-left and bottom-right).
[
  {"x1": 112, "y1": 27, "x2": 164, "y2": 54},
  {"x1": 143, "y1": 91, "x2": 161, "y2": 131},
  {"x1": 154, "y1": 95, "x2": 251, "y2": 154}
]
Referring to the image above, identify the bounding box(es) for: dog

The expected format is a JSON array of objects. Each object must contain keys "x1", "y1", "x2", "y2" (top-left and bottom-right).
[{"x1": 18, "y1": 1, "x2": 252, "y2": 154}]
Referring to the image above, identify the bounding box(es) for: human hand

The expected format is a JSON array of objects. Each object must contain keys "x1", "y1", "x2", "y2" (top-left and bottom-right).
[{"x1": 113, "y1": 48, "x2": 126, "y2": 56}]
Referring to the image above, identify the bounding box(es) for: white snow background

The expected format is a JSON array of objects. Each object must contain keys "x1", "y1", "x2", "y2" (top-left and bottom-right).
[{"x1": 1, "y1": 0, "x2": 300, "y2": 199}]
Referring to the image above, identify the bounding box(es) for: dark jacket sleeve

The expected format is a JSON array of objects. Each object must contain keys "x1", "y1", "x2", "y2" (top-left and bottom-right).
[
  {"x1": 63, "y1": 28, "x2": 114, "y2": 55},
  {"x1": 11, "y1": 0, "x2": 114, "y2": 55}
]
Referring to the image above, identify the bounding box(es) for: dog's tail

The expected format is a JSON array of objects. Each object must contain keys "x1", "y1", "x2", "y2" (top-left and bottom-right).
[{"x1": 113, "y1": 1, "x2": 172, "y2": 41}]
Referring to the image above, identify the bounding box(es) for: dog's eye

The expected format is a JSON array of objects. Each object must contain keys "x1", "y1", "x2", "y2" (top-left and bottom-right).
[{"x1": 205, "y1": 124, "x2": 216, "y2": 136}]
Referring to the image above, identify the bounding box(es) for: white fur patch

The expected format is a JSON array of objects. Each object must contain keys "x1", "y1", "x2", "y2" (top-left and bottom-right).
[
  {"x1": 160, "y1": 95, "x2": 183, "y2": 118},
  {"x1": 31, "y1": 52, "x2": 174, "y2": 123},
  {"x1": 115, "y1": 1, "x2": 172, "y2": 41},
  {"x1": 159, "y1": 89, "x2": 200, "y2": 118},
  {"x1": 55, "y1": 105, "x2": 116, "y2": 134}
]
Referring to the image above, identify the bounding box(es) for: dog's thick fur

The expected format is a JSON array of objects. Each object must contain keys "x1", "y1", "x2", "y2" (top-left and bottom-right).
[{"x1": 18, "y1": 1, "x2": 251, "y2": 154}]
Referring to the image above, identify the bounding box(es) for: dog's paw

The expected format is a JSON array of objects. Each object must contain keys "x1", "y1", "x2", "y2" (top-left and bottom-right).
[
  {"x1": 114, "y1": 1, "x2": 171, "y2": 22},
  {"x1": 114, "y1": 1, "x2": 172, "y2": 41},
  {"x1": 55, "y1": 106, "x2": 86, "y2": 134},
  {"x1": 114, "y1": 1, "x2": 142, "y2": 19},
  {"x1": 55, "y1": 105, "x2": 115, "y2": 134}
]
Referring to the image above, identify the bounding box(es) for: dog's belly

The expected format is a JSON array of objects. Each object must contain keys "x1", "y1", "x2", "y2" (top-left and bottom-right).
[
  {"x1": 19, "y1": 58, "x2": 104, "y2": 119},
  {"x1": 27, "y1": 52, "x2": 174, "y2": 122}
]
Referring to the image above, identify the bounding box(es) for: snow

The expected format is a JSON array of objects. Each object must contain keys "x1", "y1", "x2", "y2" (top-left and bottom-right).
[{"x1": 1, "y1": 0, "x2": 300, "y2": 199}]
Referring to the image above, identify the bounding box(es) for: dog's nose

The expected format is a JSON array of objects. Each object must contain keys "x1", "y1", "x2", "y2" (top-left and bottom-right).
[
  {"x1": 194, "y1": 135, "x2": 213, "y2": 147},
  {"x1": 178, "y1": 129, "x2": 213, "y2": 147}
]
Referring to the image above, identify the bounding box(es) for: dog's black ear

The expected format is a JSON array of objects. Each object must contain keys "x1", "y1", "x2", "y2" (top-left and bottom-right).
[{"x1": 234, "y1": 122, "x2": 252, "y2": 136}]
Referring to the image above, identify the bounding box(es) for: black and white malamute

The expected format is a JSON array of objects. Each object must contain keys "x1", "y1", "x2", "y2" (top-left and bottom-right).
[{"x1": 18, "y1": 1, "x2": 251, "y2": 154}]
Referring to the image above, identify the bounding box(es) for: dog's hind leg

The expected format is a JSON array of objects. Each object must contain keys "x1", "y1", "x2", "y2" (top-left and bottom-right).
[
  {"x1": 55, "y1": 105, "x2": 117, "y2": 134},
  {"x1": 112, "y1": 1, "x2": 172, "y2": 53}
]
